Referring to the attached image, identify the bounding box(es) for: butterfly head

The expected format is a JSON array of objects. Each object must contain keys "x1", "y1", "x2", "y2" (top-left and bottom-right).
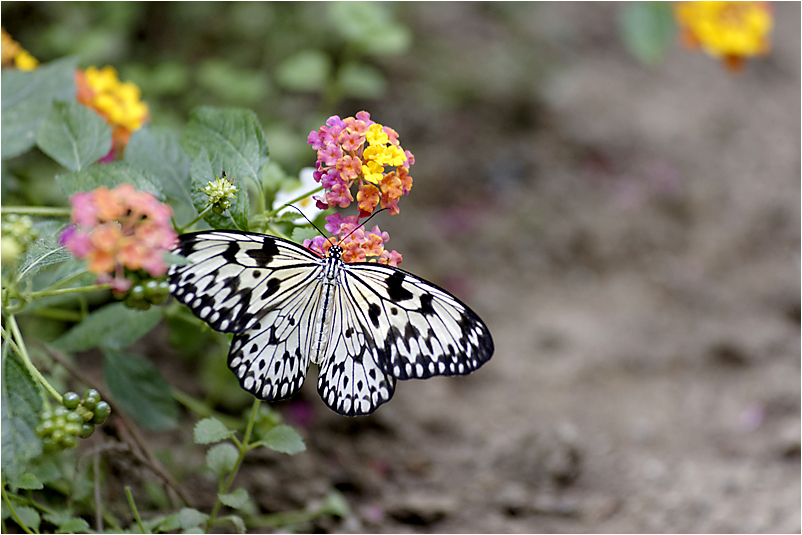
[{"x1": 327, "y1": 244, "x2": 343, "y2": 260}]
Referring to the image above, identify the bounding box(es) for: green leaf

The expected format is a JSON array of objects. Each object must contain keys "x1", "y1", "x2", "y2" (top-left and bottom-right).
[
  {"x1": 1, "y1": 354, "x2": 43, "y2": 487},
  {"x1": 13, "y1": 506, "x2": 40, "y2": 532},
  {"x1": 182, "y1": 106, "x2": 269, "y2": 193},
  {"x1": 189, "y1": 148, "x2": 249, "y2": 231},
  {"x1": 178, "y1": 507, "x2": 209, "y2": 530},
  {"x1": 328, "y1": 3, "x2": 411, "y2": 55},
  {"x1": 275, "y1": 50, "x2": 332, "y2": 92},
  {"x1": 1, "y1": 56, "x2": 79, "y2": 159},
  {"x1": 17, "y1": 473, "x2": 43, "y2": 490},
  {"x1": 55, "y1": 161, "x2": 164, "y2": 199},
  {"x1": 36, "y1": 101, "x2": 112, "y2": 171},
  {"x1": 103, "y1": 349, "x2": 178, "y2": 431},
  {"x1": 619, "y1": 2, "x2": 676, "y2": 65},
  {"x1": 125, "y1": 126, "x2": 192, "y2": 206},
  {"x1": 52, "y1": 302, "x2": 162, "y2": 352},
  {"x1": 55, "y1": 516, "x2": 90, "y2": 534},
  {"x1": 15, "y1": 221, "x2": 71, "y2": 282},
  {"x1": 206, "y1": 443, "x2": 239, "y2": 477},
  {"x1": 157, "y1": 513, "x2": 181, "y2": 532},
  {"x1": 256, "y1": 424, "x2": 305, "y2": 455},
  {"x1": 193, "y1": 417, "x2": 233, "y2": 445},
  {"x1": 318, "y1": 490, "x2": 351, "y2": 517},
  {"x1": 337, "y1": 63, "x2": 387, "y2": 99},
  {"x1": 163, "y1": 251, "x2": 193, "y2": 266},
  {"x1": 218, "y1": 488, "x2": 249, "y2": 509},
  {"x1": 220, "y1": 514, "x2": 246, "y2": 534}
]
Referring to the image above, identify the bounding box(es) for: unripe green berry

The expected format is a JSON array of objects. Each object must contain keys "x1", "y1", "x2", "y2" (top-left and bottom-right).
[
  {"x1": 92, "y1": 401, "x2": 111, "y2": 424},
  {"x1": 54, "y1": 406, "x2": 68, "y2": 417},
  {"x1": 39, "y1": 419, "x2": 55, "y2": 434},
  {"x1": 51, "y1": 429, "x2": 64, "y2": 442},
  {"x1": 84, "y1": 389, "x2": 100, "y2": 410},
  {"x1": 40, "y1": 410, "x2": 53, "y2": 422},
  {"x1": 61, "y1": 435, "x2": 77, "y2": 449},
  {"x1": 79, "y1": 423, "x2": 95, "y2": 438},
  {"x1": 64, "y1": 422, "x2": 82, "y2": 436},
  {"x1": 66, "y1": 411, "x2": 83, "y2": 424},
  {"x1": 63, "y1": 392, "x2": 81, "y2": 410}
]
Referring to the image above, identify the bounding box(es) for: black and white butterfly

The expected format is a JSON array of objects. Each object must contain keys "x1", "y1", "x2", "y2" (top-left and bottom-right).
[{"x1": 167, "y1": 231, "x2": 493, "y2": 416}]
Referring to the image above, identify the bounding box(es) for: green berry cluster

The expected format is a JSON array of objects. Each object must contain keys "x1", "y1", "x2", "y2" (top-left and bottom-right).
[
  {"x1": 36, "y1": 390, "x2": 111, "y2": 451},
  {"x1": 122, "y1": 279, "x2": 170, "y2": 310}
]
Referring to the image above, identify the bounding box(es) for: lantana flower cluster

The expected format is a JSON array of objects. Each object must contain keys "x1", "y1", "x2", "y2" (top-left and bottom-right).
[
  {"x1": 75, "y1": 66, "x2": 150, "y2": 159},
  {"x1": 61, "y1": 184, "x2": 177, "y2": 292},
  {"x1": 1, "y1": 28, "x2": 38, "y2": 71},
  {"x1": 307, "y1": 111, "x2": 415, "y2": 217},
  {"x1": 675, "y1": 1, "x2": 773, "y2": 71},
  {"x1": 304, "y1": 112, "x2": 414, "y2": 266}
]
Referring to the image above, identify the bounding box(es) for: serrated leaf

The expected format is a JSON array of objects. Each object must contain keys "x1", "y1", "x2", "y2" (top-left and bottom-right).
[
  {"x1": 182, "y1": 106, "x2": 269, "y2": 193},
  {"x1": 15, "y1": 229, "x2": 72, "y2": 283},
  {"x1": 53, "y1": 302, "x2": 162, "y2": 352},
  {"x1": 55, "y1": 161, "x2": 164, "y2": 200},
  {"x1": 178, "y1": 507, "x2": 209, "y2": 529},
  {"x1": 290, "y1": 226, "x2": 320, "y2": 245},
  {"x1": 103, "y1": 349, "x2": 178, "y2": 431},
  {"x1": 256, "y1": 424, "x2": 305, "y2": 455},
  {"x1": 619, "y1": 1, "x2": 676, "y2": 65},
  {"x1": 1, "y1": 56, "x2": 79, "y2": 159},
  {"x1": 17, "y1": 473, "x2": 43, "y2": 490},
  {"x1": 218, "y1": 487, "x2": 249, "y2": 509},
  {"x1": 194, "y1": 417, "x2": 233, "y2": 445},
  {"x1": 36, "y1": 101, "x2": 112, "y2": 171},
  {"x1": 1, "y1": 354, "x2": 43, "y2": 487},
  {"x1": 189, "y1": 148, "x2": 249, "y2": 231},
  {"x1": 13, "y1": 506, "x2": 40, "y2": 531},
  {"x1": 206, "y1": 443, "x2": 239, "y2": 477},
  {"x1": 125, "y1": 126, "x2": 192, "y2": 206}
]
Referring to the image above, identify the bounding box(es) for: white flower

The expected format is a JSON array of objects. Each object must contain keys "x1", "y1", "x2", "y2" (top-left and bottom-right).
[{"x1": 273, "y1": 167, "x2": 322, "y2": 223}]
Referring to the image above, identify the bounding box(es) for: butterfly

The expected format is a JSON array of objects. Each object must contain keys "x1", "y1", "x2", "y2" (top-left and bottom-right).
[{"x1": 167, "y1": 231, "x2": 494, "y2": 416}]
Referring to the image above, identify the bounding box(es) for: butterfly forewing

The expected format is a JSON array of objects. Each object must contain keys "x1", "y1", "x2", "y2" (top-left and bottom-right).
[{"x1": 168, "y1": 230, "x2": 494, "y2": 416}]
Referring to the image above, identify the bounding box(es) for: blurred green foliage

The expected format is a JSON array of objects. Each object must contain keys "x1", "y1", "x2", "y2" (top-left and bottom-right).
[{"x1": 2, "y1": 2, "x2": 412, "y2": 175}]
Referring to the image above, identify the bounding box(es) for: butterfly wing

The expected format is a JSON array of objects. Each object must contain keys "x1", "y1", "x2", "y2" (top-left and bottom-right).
[
  {"x1": 168, "y1": 231, "x2": 325, "y2": 401},
  {"x1": 316, "y1": 262, "x2": 493, "y2": 415}
]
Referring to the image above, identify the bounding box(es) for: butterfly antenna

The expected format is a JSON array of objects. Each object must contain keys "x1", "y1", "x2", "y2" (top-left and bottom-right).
[
  {"x1": 340, "y1": 208, "x2": 389, "y2": 243},
  {"x1": 285, "y1": 205, "x2": 328, "y2": 240}
]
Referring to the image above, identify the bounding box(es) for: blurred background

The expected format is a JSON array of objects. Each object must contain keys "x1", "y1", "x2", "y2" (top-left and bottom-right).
[{"x1": 2, "y1": 2, "x2": 799, "y2": 532}]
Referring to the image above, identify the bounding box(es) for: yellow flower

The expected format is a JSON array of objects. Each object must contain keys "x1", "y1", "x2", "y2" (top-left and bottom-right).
[
  {"x1": 1, "y1": 28, "x2": 39, "y2": 71},
  {"x1": 76, "y1": 65, "x2": 150, "y2": 156},
  {"x1": 675, "y1": 1, "x2": 773, "y2": 70}
]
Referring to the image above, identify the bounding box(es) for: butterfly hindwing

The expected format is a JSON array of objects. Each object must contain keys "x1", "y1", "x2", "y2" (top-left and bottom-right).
[{"x1": 340, "y1": 264, "x2": 494, "y2": 381}]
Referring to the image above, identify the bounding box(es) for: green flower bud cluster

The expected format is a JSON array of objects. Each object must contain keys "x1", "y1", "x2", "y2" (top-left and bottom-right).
[
  {"x1": 123, "y1": 279, "x2": 171, "y2": 310},
  {"x1": 201, "y1": 172, "x2": 237, "y2": 215},
  {"x1": 1, "y1": 215, "x2": 37, "y2": 267},
  {"x1": 36, "y1": 390, "x2": 111, "y2": 451}
]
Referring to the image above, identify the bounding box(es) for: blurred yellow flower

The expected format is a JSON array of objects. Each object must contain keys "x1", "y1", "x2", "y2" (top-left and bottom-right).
[
  {"x1": 1, "y1": 28, "x2": 39, "y2": 71},
  {"x1": 675, "y1": 1, "x2": 773, "y2": 71},
  {"x1": 76, "y1": 65, "x2": 150, "y2": 156}
]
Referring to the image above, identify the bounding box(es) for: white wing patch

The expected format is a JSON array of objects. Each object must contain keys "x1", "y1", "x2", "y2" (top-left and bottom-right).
[{"x1": 168, "y1": 231, "x2": 494, "y2": 416}]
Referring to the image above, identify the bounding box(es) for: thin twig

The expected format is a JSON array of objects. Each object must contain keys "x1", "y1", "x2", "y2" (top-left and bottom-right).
[
  {"x1": 93, "y1": 452, "x2": 103, "y2": 532},
  {"x1": 44, "y1": 345, "x2": 194, "y2": 507}
]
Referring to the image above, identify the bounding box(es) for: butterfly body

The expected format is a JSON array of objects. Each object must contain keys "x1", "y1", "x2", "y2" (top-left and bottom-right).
[{"x1": 168, "y1": 231, "x2": 493, "y2": 416}]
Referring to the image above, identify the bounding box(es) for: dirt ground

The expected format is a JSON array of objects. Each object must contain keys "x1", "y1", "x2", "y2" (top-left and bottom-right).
[
  {"x1": 89, "y1": 4, "x2": 798, "y2": 533},
  {"x1": 236, "y1": 4, "x2": 800, "y2": 533}
]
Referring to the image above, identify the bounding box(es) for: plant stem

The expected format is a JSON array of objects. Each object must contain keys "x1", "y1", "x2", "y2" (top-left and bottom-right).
[
  {"x1": 125, "y1": 487, "x2": 145, "y2": 534},
  {"x1": 1, "y1": 486, "x2": 35, "y2": 535},
  {"x1": 5, "y1": 315, "x2": 62, "y2": 403},
  {"x1": 172, "y1": 388, "x2": 243, "y2": 430},
  {"x1": 29, "y1": 283, "x2": 110, "y2": 300},
  {"x1": 0, "y1": 206, "x2": 72, "y2": 217},
  {"x1": 177, "y1": 204, "x2": 214, "y2": 234},
  {"x1": 205, "y1": 398, "x2": 261, "y2": 533},
  {"x1": 266, "y1": 185, "x2": 324, "y2": 218}
]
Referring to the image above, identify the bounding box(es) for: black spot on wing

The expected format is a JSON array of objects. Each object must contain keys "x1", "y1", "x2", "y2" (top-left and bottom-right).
[
  {"x1": 222, "y1": 241, "x2": 239, "y2": 263},
  {"x1": 368, "y1": 303, "x2": 381, "y2": 328},
  {"x1": 419, "y1": 293, "x2": 436, "y2": 316},
  {"x1": 261, "y1": 277, "x2": 281, "y2": 300},
  {"x1": 386, "y1": 271, "x2": 413, "y2": 302},
  {"x1": 246, "y1": 237, "x2": 279, "y2": 267}
]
